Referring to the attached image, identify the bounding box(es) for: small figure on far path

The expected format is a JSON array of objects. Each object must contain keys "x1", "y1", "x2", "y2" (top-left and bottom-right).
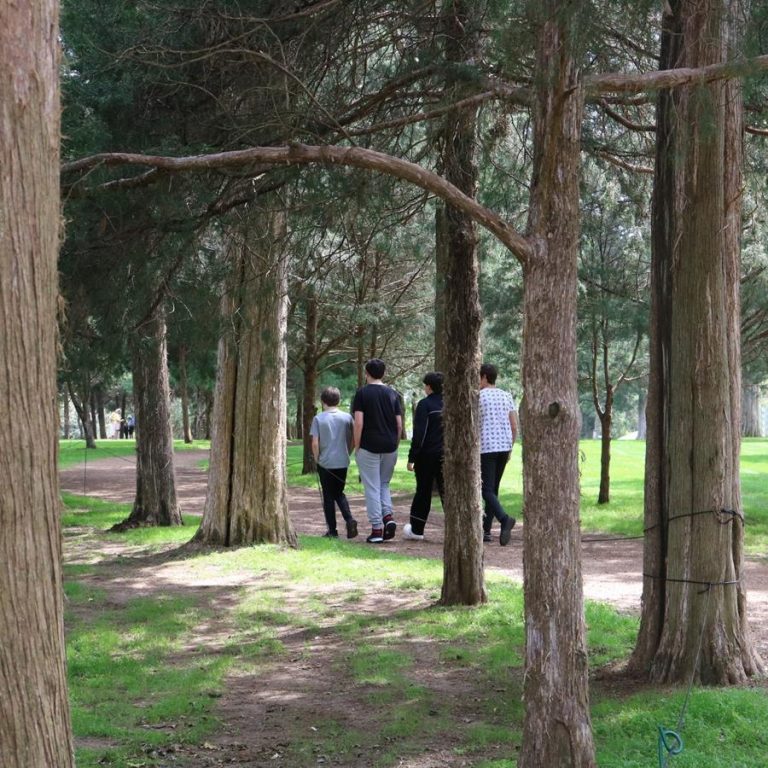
[
  {"x1": 479, "y1": 362, "x2": 518, "y2": 545},
  {"x1": 403, "y1": 371, "x2": 444, "y2": 542},
  {"x1": 310, "y1": 386, "x2": 358, "y2": 539},
  {"x1": 352, "y1": 358, "x2": 402, "y2": 544},
  {"x1": 127, "y1": 414, "x2": 135, "y2": 438}
]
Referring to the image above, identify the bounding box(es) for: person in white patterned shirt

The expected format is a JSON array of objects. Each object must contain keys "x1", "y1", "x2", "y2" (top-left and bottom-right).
[{"x1": 479, "y1": 363, "x2": 519, "y2": 545}]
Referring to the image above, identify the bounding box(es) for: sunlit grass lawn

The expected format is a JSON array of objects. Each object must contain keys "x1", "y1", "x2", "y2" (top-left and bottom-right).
[{"x1": 62, "y1": 493, "x2": 768, "y2": 768}]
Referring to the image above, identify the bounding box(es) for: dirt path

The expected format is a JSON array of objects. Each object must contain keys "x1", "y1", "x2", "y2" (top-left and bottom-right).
[{"x1": 59, "y1": 449, "x2": 768, "y2": 659}]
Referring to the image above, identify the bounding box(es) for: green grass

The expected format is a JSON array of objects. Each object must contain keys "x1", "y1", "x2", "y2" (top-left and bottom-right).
[
  {"x1": 62, "y1": 498, "x2": 768, "y2": 768},
  {"x1": 59, "y1": 439, "x2": 210, "y2": 469}
]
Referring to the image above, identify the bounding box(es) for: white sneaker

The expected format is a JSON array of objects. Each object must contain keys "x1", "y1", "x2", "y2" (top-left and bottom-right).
[{"x1": 403, "y1": 523, "x2": 424, "y2": 541}]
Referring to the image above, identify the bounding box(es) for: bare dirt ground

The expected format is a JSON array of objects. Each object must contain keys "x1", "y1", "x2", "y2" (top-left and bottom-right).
[{"x1": 59, "y1": 450, "x2": 768, "y2": 767}]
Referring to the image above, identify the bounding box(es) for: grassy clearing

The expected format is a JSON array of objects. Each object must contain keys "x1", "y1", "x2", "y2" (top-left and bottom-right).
[
  {"x1": 286, "y1": 438, "x2": 768, "y2": 555},
  {"x1": 62, "y1": 494, "x2": 768, "y2": 767},
  {"x1": 59, "y1": 439, "x2": 210, "y2": 469}
]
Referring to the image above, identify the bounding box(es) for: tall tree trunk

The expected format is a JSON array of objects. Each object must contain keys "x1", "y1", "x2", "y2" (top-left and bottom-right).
[
  {"x1": 597, "y1": 406, "x2": 612, "y2": 505},
  {"x1": 636, "y1": 389, "x2": 647, "y2": 440},
  {"x1": 519, "y1": 4, "x2": 595, "y2": 766},
  {"x1": 63, "y1": 390, "x2": 71, "y2": 439},
  {"x1": 113, "y1": 306, "x2": 182, "y2": 529},
  {"x1": 741, "y1": 384, "x2": 762, "y2": 436},
  {"x1": 96, "y1": 386, "x2": 107, "y2": 439},
  {"x1": 301, "y1": 290, "x2": 318, "y2": 473},
  {"x1": 69, "y1": 379, "x2": 97, "y2": 448},
  {"x1": 434, "y1": 204, "x2": 449, "y2": 372},
  {"x1": 438, "y1": 0, "x2": 486, "y2": 607},
  {"x1": 631, "y1": 0, "x2": 761, "y2": 684},
  {"x1": 89, "y1": 390, "x2": 99, "y2": 439},
  {"x1": 0, "y1": 1, "x2": 75, "y2": 763},
  {"x1": 195, "y1": 208, "x2": 297, "y2": 547},
  {"x1": 179, "y1": 345, "x2": 194, "y2": 443}
]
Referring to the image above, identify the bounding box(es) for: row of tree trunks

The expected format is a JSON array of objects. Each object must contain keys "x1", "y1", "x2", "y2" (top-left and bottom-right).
[
  {"x1": 631, "y1": 0, "x2": 762, "y2": 684},
  {"x1": 194, "y1": 207, "x2": 297, "y2": 547},
  {"x1": 519, "y1": 3, "x2": 595, "y2": 765},
  {"x1": 437, "y1": 0, "x2": 487, "y2": 607},
  {"x1": 0, "y1": 0, "x2": 75, "y2": 763}
]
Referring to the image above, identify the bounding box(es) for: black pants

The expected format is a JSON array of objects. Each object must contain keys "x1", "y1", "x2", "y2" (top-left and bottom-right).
[
  {"x1": 409, "y1": 454, "x2": 444, "y2": 535},
  {"x1": 481, "y1": 450, "x2": 510, "y2": 534},
  {"x1": 318, "y1": 465, "x2": 354, "y2": 533}
]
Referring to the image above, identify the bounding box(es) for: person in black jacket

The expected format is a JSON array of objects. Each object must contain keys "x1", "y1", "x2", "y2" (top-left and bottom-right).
[{"x1": 403, "y1": 371, "x2": 444, "y2": 541}]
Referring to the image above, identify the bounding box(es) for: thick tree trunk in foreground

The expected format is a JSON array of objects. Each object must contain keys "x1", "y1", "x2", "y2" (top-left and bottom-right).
[
  {"x1": 742, "y1": 384, "x2": 762, "y2": 437},
  {"x1": 438, "y1": 0, "x2": 486, "y2": 607},
  {"x1": 114, "y1": 306, "x2": 182, "y2": 529},
  {"x1": 179, "y1": 345, "x2": 194, "y2": 443},
  {"x1": 519, "y1": 5, "x2": 595, "y2": 766},
  {"x1": 631, "y1": 0, "x2": 761, "y2": 684},
  {"x1": 0, "y1": 1, "x2": 75, "y2": 764},
  {"x1": 195, "y1": 209, "x2": 297, "y2": 547}
]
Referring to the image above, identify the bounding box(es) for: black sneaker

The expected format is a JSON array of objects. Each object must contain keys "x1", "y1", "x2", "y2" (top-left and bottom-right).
[
  {"x1": 483, "y1": 532, "x2": 492, "y2": 543},
  {"x1": 383, "y1": 517, "x2": 397, "y2": 540},
  {"x1": 322, "y1": 531, "x2": 339, "y2": 538},
  {"x1": 366, "y1": 529, "x2": 384, "y2": 543},
  {"x1": 346, "y1": 519, "x2": 358, "y2": 539},
  {"x1": 499, "y1": 516, "x2": 516, "y2": 546}
]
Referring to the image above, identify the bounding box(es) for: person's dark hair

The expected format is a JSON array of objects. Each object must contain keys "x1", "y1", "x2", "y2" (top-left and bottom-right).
[
  {"x1": 423, "y1": 371, "x2": 443, "y2": 394},
  {"x1": 365, "y1": 358, "x2": 386, "y2": 380},
  {"x1": 320, "y1": 386, "x2": 341, "y2": 407},
  {"x1": 480, "y1": 362, "x2": 498, "y2": 384}
]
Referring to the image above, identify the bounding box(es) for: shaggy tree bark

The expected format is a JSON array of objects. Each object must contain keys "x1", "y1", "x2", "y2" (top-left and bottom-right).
[
  {"x1": 194, "y1": 207, "x2": 297, "y2": 547},
  {"x1": 519, "y1": 4, "x2": 595, "y2": 766},
  {"x1": 113, "y1": 305, "x2": 182, "y2": 529},
  {"x1": 438, "y1": 0, "x2": 486, "y2": 607},
  {"x1": 631, "y1": 0, "x2": 762, "y2": 684},
  {"x1": 0, "y1": 1, "x2": 75, "y2": 764}
]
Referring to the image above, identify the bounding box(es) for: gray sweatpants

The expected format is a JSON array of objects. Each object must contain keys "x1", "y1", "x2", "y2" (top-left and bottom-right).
[{"x1": 355, "y1": 448, "x2": 398, "y2": 528}]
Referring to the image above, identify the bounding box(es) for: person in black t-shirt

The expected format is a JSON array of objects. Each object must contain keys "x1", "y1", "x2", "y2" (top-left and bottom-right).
[{"x1": 352, "y1": 358, "x2": 402, "y2": 543}]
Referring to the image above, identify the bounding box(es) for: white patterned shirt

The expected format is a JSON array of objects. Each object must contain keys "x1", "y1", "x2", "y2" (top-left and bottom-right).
[{"x1": 479, "y1": 387, "x2": 517, "y2": 454}]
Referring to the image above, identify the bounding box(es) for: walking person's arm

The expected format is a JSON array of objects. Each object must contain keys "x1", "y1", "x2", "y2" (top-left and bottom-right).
[
  {"x1": 353, "y1": 411, "x2": 364, "y2": 451},
  {"x1": 509, "y1": 409, "x2": 519, "y2": 447}
]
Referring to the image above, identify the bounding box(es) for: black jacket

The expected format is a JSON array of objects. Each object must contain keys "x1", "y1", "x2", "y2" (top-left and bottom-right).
[{"x1": 408, "y1": 393, "x2": 443, "y2": 462}]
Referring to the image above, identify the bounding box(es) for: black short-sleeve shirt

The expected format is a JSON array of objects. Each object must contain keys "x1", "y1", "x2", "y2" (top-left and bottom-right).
[{"x1": 352, "y1": 384, "x2": 401, "y2": 453}]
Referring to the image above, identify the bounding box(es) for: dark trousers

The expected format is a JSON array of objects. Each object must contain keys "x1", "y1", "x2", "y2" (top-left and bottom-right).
[
  {"x1": 318, "y1": 465, "x2": 354, "y2": 533},
  {"x1": 481, "y1": 451, "x2": 510, "y2": 533},
  {"x1": 409, "y1": 454, "x2": 444, "y2": 535}
]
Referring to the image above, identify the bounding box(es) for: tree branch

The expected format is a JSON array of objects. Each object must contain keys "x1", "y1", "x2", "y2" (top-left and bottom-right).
[
  {"x1": 62, "y1": 143, "x2": 534, "y2": 263},
  {"x1": 586, "y1": 54, "x2": 768, "y2": 96}
]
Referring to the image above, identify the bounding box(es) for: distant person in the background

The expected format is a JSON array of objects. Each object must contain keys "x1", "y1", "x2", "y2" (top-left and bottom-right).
[
  {"x1": 352, "y1": 359, "x2": 402, "y2": 543},
  {"x1": 479, "y1": 363, "x2": 518, "y2": 545},
  {"x1": 127, "y1": 414, "x2": 135, "y2": 438},
  {"x1": 310, "y1": 386, "x2": 358, "y2": 539},
  {"x1": 119, "y1": 414, "x2": 128, "y2": 439},
  {"x1": 403, "y1": 372, "x2": 444, "y2": 541}
]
